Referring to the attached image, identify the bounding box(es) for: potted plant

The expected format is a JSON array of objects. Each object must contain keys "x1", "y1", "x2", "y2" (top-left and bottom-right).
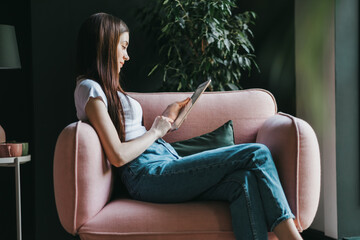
[{"x1": 138, "y1": 0, "x2": 258, "y2": 91}]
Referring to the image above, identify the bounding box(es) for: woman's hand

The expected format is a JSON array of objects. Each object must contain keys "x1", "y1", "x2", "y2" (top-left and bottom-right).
[
  {"x1": 150, "y1": 116, "x2": 174, "y2": 138},
  {"x1": 162, "y1": 98, "x2": 191, "y2": 121}
]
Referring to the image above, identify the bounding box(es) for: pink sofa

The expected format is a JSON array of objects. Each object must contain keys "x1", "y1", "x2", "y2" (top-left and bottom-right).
[{"x1": 53, "y1": 89, "x2": 320, "y2": 240}]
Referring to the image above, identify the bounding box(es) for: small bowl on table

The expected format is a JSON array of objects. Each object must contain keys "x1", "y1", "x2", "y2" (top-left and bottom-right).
[{"x1": 0, "y1": 142, "x2": 28, "y2": 158}]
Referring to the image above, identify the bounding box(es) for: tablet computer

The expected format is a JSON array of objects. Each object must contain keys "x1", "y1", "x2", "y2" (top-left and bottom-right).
[{"x1": 171, "y1": 79, "x2": 211, "y2": 130}]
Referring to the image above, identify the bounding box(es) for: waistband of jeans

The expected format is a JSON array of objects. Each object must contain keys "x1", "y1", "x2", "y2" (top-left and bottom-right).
[{"x1": 156, "y1": 138, "x2": 166, "y2": 144}]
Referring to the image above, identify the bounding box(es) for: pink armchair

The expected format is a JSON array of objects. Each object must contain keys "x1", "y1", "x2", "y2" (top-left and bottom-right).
[{"x1": 53, "y1": 89, "x2": 320, "y2": 240}]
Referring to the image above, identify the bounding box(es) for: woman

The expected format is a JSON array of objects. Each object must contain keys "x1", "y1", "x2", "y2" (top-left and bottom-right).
[{"x1": 74, "y1": 12, "x2": 302, "y2": 240}]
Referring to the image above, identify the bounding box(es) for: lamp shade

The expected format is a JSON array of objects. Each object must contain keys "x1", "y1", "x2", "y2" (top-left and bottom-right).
[{"x1": 0, "y1": 24, "x2": 21, "y2": 69}]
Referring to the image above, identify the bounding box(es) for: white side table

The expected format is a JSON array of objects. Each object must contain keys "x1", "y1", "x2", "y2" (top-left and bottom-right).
[{"x1": 0, "y1": 155, "x2": 31, "y2": 240}]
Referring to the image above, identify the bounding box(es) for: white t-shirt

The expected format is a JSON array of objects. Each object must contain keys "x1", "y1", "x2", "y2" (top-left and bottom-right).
[{"x1": 74, "y1": 79, "x2": 147, "y2": 141}]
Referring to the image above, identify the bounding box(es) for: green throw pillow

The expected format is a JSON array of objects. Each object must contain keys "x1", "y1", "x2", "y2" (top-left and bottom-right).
[{"x1": 170, "y1": 120, "x2": 235, "y2": 157}]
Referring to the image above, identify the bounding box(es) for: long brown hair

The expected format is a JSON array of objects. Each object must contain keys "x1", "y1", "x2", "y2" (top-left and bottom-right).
[{"x1": 76, "y1": 13, "x2": 129, "y2": 141}]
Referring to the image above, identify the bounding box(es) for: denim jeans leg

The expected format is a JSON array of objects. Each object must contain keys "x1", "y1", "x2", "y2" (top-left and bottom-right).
[
  {"x1": 196, "y1": 170, "x2": 268, "y2": 240},
  {"x1": 124, "y1": 142, "x2": 294, "y2": 234}
]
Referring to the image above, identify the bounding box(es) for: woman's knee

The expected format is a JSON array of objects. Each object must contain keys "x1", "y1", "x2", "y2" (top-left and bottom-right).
[
  {"x1": 253, "y1": 143, "x2": 271, "y2": 155},
  {"x1": 248, "y1": 143, "x2": 273, "y2": 166},
  {"x1": 219, "y1": 143, "x2": 274, "y2": 169}
]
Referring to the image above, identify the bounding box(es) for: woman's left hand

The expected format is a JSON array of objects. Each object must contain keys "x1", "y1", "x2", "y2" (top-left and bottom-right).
[{"x1": 162, "y1": 97, "x2": 191, "y2": 121}]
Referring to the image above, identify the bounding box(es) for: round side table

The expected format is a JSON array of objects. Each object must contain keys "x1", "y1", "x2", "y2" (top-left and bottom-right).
[{"x1": 0, "y1": 155, "x2": 31, "y2": 240}]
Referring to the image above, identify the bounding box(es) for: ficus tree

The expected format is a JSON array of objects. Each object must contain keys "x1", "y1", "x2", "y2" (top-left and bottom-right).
[{"x1": 138, "y1": 0, "x2": 258, "y2": 91}]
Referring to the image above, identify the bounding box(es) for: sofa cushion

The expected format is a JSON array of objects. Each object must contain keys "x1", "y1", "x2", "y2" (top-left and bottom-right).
[
  {"x1": 170, "y1": 120, "x2": 234, "y2": 157},
  {"x1": 78, "y1": 198, "x2": 235, "y2": 240}
]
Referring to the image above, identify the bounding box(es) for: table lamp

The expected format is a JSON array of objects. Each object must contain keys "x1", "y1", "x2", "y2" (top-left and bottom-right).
[
  {"x1": 0, "y1": 24, "x2": 21, "y2": 69},
  {"x1": 0, "y1": 24, "x2": 21, "y2": 143}
]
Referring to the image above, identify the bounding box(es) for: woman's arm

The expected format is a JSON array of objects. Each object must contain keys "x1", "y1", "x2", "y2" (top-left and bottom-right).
[{"x1": 85, "y1": 97, "x2": 172, "y2": 167}]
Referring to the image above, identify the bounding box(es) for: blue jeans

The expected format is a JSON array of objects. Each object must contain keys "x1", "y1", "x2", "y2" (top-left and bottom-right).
[{"x1": 119, "y1": 138, "x2": 294, "y2": 240}]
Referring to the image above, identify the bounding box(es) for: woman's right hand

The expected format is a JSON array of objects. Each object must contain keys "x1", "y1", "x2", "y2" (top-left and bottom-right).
[
  {"x1": 150, "y1": 116, "x2": 173, "y2": 138},
  {"x1": 162, "y1": 98, "x2": 191, "y2": 121}
]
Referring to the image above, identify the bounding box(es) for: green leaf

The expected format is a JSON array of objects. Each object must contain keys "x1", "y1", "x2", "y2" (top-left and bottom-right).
[
  {"x1": 226, "y1": 83, "x2": 239, "y2": 91},
  {"x1": 177, "y1": 81, "x2": 182, "y2": 91},
  {"x1": 148, "y1": 64, "x2": 159, "y2": 76},
  {"x1": 241, "y1": 44, "x2": 250, "y2": 53},
  {"x1": 245, "y1": 57, "x2": 251, "y2": 66},
  {"x1": 224, "y1": 39, "x2": 230, "y2": 51},
  {"x1": 250, "y1": 11, "x2": 257, "y2": 19},
  {"x1": 161, "y1": 23, "x2": 170, "y2": 33},
  {"x1": 179, "y1": 18, "x2": 185, "y2": 29},
  {"x1": 167, "y1": 47, "x2": 172, "y2": 58},
  {"x1": 208, "y1": 36, "x2": 214, "y2": 44},
  {"x1": 219, "y1": 82, "x2": 225, "y2": 91}
]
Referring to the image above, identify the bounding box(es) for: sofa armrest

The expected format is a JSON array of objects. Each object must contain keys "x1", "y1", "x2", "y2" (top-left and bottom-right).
[
  {"x1": 256, "y1": 113, "x2": 320, "y2": 232},
  {"x1": 53, "y1": 121, "x2": 113, "y2": 235}
]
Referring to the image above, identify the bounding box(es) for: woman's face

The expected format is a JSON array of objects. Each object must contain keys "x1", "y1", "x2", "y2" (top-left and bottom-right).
[{"x1": 117, "y1": 32, "x2": 130, "y2": 73}]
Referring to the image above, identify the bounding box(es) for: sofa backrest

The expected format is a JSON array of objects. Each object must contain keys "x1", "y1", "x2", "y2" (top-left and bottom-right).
[{"x1": 129, "y1": 89, "x2": 277, "y2": 144}]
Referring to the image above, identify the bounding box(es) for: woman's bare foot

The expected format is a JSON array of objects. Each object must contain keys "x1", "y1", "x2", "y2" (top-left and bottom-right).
[{"x1": 273, "y1": 218, "x2": 303, "y2": 240}]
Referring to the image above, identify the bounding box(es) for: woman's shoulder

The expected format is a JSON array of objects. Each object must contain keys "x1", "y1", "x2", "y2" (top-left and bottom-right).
[
  {"x1": 75, "y1": 78, "x2": 105, "y2": 95},
  {"x1": 76, "y1": 78, "x2": 102, "y2": 89},
  {"x1": 75, "y1": 78, "x2": 108, "y2": 105}
]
